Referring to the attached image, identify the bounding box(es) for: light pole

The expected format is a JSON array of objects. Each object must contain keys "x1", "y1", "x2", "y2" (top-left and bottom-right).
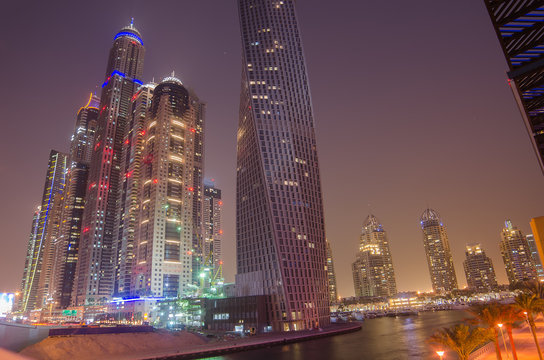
[
  {"x1": 436, "y1": 350, "x2": 445, "y2": 360},
  {"x1": 498, "y1": 323, "x2": 511, "y2": 360}
]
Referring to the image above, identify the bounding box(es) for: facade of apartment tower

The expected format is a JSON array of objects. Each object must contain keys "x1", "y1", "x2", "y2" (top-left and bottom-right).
[
  {"x1": 463, "y1": 244, "x2": 498, "y2": 292},
  {"x1": 500, "y1": 220, "x2": 537, "y2": 284},
  {"x1": 236, "y1": 0, "x2": 330, "y2": 331}
]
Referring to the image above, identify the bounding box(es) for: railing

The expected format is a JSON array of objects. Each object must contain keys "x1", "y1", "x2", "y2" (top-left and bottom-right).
[{"x1": 469, "y1": 341, "x2": 495, "y2": 360}]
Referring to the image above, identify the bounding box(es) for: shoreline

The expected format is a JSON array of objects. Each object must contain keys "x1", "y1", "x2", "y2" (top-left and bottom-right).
[{"x1": 136, "y1": 323, "x2": 362, "y2": 360}]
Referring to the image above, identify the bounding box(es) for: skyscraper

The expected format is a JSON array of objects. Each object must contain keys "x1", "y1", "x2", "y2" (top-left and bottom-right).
[
  {"x1": 19, "y1": 206, "x2": 40, "y2": 311},
  {"x1": 132, "y1": 75, "x2": 203, "y2": 298},
  {"x1": 463, "y1": 244, "x2": 498, "y2": 292},
  {"x1": 500, "y1": 220, "x2": 537, "y2": 284},
  {"x1": 115, "y1": 83, "x2": 155, "y2": 297},
  {"x1": 325, "y1": 239, "x2": 338, "y2": 303},
  {"x1": 352, "y1": 215, "x2": 397, "y2": 298},
  {"x1": 483, "y1": 1, "x2": 544, "y2": 173},
  {"x1": 420, "y1": 208, "x2": 458, "y2": 293},
  {"x1": 20, "y1": 150, "x2": 67, "y2": 311},
  {"x1": 52, "y1": 93, "x2": 99, "y2": 308},
  {"x1": 236, "y1": 0, "x2": 329, "y2": 331},
  {"x1": 530, "y1": 216, "x2": 544, "y2": 270},
  {"x1": 202, "y1": 180, "x2": 222, "y2": 278},
  {"x1": 526, "y1": 234, "x2": 544, "y2": 281},
  {"x1": 73, "y1": 21, "x2": 145, "y2": 306}
]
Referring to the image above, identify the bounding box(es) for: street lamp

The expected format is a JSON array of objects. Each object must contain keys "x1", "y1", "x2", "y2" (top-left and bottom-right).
[
  {"x1": 497, "y1": 323, "x2": 510, "y2": 360},
  {"x1": 436, "y1": 350, "x2": 445, "y2": 359}
]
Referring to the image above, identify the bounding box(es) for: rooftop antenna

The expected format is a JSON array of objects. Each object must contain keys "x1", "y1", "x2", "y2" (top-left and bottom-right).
[
  {"x1": 131, "y1": 17, "x2": 134, "y2": 28},
  {"x1": 172, "y1": 70, "x2": 176, "y2": 77}
]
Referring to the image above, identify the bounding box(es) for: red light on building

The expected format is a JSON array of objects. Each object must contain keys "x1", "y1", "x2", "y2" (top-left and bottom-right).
[
  {"x1": 219, "y1": 260, "x2": 223, "y2": 265},
  {"x1": 219, "y1": 229, "x2": 223, "y2": 234},
  {"x1": 153, "y1": 178, "x2": 158, "y2": 184},
  {"x1": 83, "y1": 227, "x2": 90, "y2": 233},
  {"x1": 188, "y1": 187, "x2": 194, "y2": 192},
  {"x1": 218, "y1": 201, "x2": 223, "y2": 206},
  {"x1": 139, "y1": 130, "x2": 146, "y2": 136},
  {"x1": 187, "y1": 251, "x2": 193, "y2": 256},
  {"x1": 125, "y1": 139, "x2": 129, "y2": 145}
]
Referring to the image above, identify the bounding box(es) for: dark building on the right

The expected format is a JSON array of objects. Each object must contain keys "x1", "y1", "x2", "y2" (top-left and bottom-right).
[
  {"x1": 483, "y1": 0, "x2": 544, "y2": 173},
  {"x1": 463, "y1": 244, "x2": 498, "y2": 292}
]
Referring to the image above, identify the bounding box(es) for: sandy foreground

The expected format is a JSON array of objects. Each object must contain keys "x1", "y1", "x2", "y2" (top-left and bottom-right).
[{"x1": 19, "y1": 330, "x2": 207, "y2": 360}]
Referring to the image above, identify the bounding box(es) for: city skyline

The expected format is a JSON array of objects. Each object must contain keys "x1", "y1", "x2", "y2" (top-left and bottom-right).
[{"x1": 1, "y1": 0, "x2": 544, "y2": 299}]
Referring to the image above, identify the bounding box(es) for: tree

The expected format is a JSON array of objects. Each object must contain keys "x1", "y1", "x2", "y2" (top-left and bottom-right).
[
  {"x1": 467, "y1": 302, "x2": 504, "y2": 360},
  {"x1": 499, "y1": 304, "x2": 524, "y2": 360},
  {"x1": 513, "y1": 293, "x2": 544, "y2": 360},
  {"x1": 429, "y1": 324, "x2": 493, "y2": 360},
  {"x1": 514, "y1": 280, "x2": 544, "y2": 299}
]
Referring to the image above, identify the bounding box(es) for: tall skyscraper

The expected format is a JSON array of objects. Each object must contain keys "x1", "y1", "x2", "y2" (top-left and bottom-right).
[
  {"x1": 202, "y1": 180, "x2": 222, "y2": 277},
  {"x1": 236, "y1": 0, "x2": 330, "y2": 331},
  {"x1": 500, "y1": 220, "x2": 537, "y2": 284},
  {"x1": 325, "y1": 239, "x2": 338, "y2": 303},
  {"x1": 526, "y1": 234, "x2": 544, "y2": 281},
  {"x1": 52, "y1": 94, "x2": 99, "y2": 308},
  {"x1": 20, "y1": 150, "x2": 67, "y2": 311},
  {"x1": 20, "y1": 206, "x2": 40, "y2": 311},
  {"x1": 463, "y1": 244, "x2": 498, "y2": 292},
  {"x1": 132, "y1": 75, "x2": 204, "y2": 298},
  {"x1": 115, "y1": 83, "x2": 155, "y2": 297},
  {"x1": 351, "y1": 215, "x2": 397, "y2": 298},
  {"x1": 73, "y1": 21, "x2": 145, "y2": 306},
  {"x1": 483, "y1": 1, "x2": 544, "y2": 173},
  {"x1": 420, "y1": 208, "x2": 458, "y2": 293}
]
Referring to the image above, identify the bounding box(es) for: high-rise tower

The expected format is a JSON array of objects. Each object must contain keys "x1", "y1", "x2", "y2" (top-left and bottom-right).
[
  {"x1": 352, "y1": 215, "x2": 397, "y2": 298},
  {"x1": 202, "y1": 180, "x2": 222, "y2": 278},
  {"x1": 20, "y1": 150, "x2": 67, "y2": 311},
  {"x1": 73, "y1": 22, "x2": 145, "y2": 306},
  {"x1": 500, "y1": 220, "x2": 537, "y2": 284},
  {"x1": 236, "y1": 0, "x2": 329, "y2": 331},
  {"x1": 463, "y1": 244, "x2": 498, "y2": 292},
  {"x1": 483, "y1": 1, "x2": 544, "y2": 173},
  {"x1": 132, "y1": 75, "x2": 203, "y2": 298},
  {"x1": 420, "y1": 209, "x2": 458, "y2": 293},
  {"x1": 51, "y1": 94, "x2": 99, "y2": 308},
  {"x1": 526, "y1": 234, "x2": 544, "y2": 281},
  {"x1": 115, "y1": 83, "x2": 155, "y2": 297},
  {"x1": 325, "y1": 239, "x2": 338, "y2": 303}
]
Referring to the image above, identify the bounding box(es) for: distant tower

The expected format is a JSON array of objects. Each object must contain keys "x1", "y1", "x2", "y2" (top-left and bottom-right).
[
  {"x1": 19, "y1": 206, "x2": 40, "y2": 311},
  {"x1": 325, "y1": 239, "x2": 338, "y2": 303},
  {"x1": 115, "y1": 83, "x2": 155, "y2": 297},
  {"x1": 420, "y1": 209, "x2": 458, "y2": 293},
  {"x1": 202, "y1": 180, "x2": 222, "y2": 279},
  {"x1": 73, "y1": 22, "x2": 145, "y2": 306},
  {"x1": 500, "y1": 220, "x2": 537, "y2": 284},
  {"x1": 49, "y1": 93, "x2": 99, "y2": 309},
  {"x1": 463, "y1": 244, "x2": 498, "y2": 292},
  {"x1": 236, "y1": 0, "x2": 330, "y2": 331},
  {"x1": 132, "y1": 75, "x2": 204, "y2": 298},
  {"x1": 20, "y1": 150, "x2": 67, "y2": 311},
  {"x1": 526, "y1": 235, "x2": 544, "y2": 281},
  {"x1": 352, "y1": 214, "x2": 397, "y2": 297},
  {"x1": 483, "y1": 1, "x2": 544, "y2": 173},
  {"x1": 530, "y1": 216, "x2": 544, "y2": 273}
]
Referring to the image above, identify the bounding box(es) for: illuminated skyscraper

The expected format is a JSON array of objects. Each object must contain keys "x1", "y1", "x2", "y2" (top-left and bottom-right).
[
  {"x1": 132, "y1": 75, "x2": 204, "y2": 298},
  {"x1": 20, "y1": 150, "x2": 67, "y2": 311},
  {"x1": 20, "y1": 206, "x2": 40, "y2": 311},
  {"x1": 236, "y1": 0, "x2": 329, "y2": 331},
  {"x1": 526, "y1": 234, "x2": 544, "y2": 281},
  {"x1": 463, "y1": 244, "x2": 498, "y2": 292},
  {"x1": 202, "y1": 180, "x2": 222, "y2": 278},
  {"x1": 115, "y1": 83, "x2": 155, "y2": 297},
  {"x1": 500, "y1": 220, "x2": 537, "y2": 284},
  {"x1": 420, "y1": 209, "x2": 458, "y2": 293},
  {"x1": 352, "y1": 215, "x2": 397, "y2": 298},
  {"x1": 325, "y1": 239, "x2": 338, "y2": 303},
  {"x1": 483, "y1": 1, "x2": 544, "y2": 173},
  {"x1": 73, "y1": 21, "x2": 145, "y2": 306},
  {"x1": 51, "y1": 94, "x2": 99, "y2": 308}
]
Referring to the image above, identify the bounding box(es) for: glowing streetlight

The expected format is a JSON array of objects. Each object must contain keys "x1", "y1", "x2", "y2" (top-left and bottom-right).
[
  {"x1": 436, "y1": 350, "x2": 445, "y2": 359},
  {"x1": 497, "y1": 323, "x2": 510, "y2": 360}
]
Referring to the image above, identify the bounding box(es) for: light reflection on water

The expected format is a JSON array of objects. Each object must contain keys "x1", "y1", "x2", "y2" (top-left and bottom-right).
[{"x1": 201, "y1": 310, "x2": 469, "y2": 360}]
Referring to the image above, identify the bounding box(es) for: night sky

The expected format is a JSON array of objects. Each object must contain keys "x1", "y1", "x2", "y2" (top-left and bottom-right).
[{"x1": 1, "y1": 0, "x2": 543, "y2": 298}]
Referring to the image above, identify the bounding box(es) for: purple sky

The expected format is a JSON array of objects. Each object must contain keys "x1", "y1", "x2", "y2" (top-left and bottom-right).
[{"x1": 1, "y1": 0, "x2": 543, "y2": 298}]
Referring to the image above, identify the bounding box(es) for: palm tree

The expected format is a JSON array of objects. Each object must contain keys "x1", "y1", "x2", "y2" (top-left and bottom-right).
[
  {"x1": 515, "y1": 280, "x2": 544, "y2": 299},
  {"x1": 499, "y1": 304, "x2": 524, "y2": 360},
  {"x1": 513, "y1": 293, "x2": 544, "y2": 360},
  {"x1": 467, "y1": 302, "x2": 504, "y2": 360},
  {"x1": 429, "y1": 324, "x2": 493, "y2": 360}
]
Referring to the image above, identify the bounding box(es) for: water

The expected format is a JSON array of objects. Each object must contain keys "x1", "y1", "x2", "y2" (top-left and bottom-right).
[{"x1": 202, "y1": 310, "x2": 469, "y2": 360}]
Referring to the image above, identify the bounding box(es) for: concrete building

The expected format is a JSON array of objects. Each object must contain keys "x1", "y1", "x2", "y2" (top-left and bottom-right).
[
  {"x1": 326, "y1": 239, "x2": 338, "y2": 303},
  {"x1": 235, "y1": 0, "x2": 330, "y2": 331},
  {"x1": 463, "y1": 244, "x2": 498, "y2": 292},
  {"x1": 500, "y1": 220, "x2": 537, "y2": 285},
  {"x1": 352, "y1": 215, "x2": 397, "y2": 298},
  {"x1": 73, "y1": 21, "x2": 145, "y2": 306},
  {"x1": 420, "y1": 209, "x2": 458, "y2": 293},
  {"x1": 131, "y1": 75, "x2": 204, "y2": 298}
]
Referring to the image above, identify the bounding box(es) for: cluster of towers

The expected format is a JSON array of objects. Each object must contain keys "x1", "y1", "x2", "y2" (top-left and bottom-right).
[
  {"x1": 20, "y1": 22, "x2": 223, "y2": 312},
  {"x1": 351, "y1": 210, "x2": 544, "y2": 297}
]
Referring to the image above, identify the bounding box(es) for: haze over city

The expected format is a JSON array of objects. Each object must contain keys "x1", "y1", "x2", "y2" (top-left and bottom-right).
[{"x1": 1, "y1": 0, "x2": 543, "y2": 300}]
